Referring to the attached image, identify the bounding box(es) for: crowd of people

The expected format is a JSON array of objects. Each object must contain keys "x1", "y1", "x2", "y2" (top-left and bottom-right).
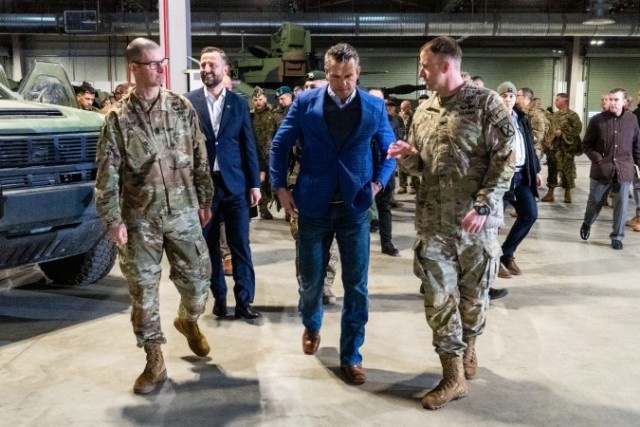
[{"x1": 93, "y1": 36, "x2": 640, "y2": 410}]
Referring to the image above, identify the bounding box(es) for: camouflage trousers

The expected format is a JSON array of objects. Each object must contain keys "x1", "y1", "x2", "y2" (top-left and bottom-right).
[
  {"x1": 290, "y1": 215, "x2": 337, "y2": 290},
  {"x1": 259, "y1": 174, "x2": 273, "y2": 215},
  {"x1": 118, "y1": 209, "x2": 211, "y2": 347},
  {"x1": 412, "y1": 230, "x2": 499, "y2": 357},
  {"x1": 556, "y1": 148, "x2": 576, "y2": 190},
  {"x1": 398, "y1": 170, "x2": 420, "y2": 191}
]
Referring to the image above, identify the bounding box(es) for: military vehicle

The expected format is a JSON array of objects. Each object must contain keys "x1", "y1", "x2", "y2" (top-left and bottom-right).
[
  {"x1": 235, "y1": 22, "x2": 311, "y2": 90},
  {"x1": 0, "y1": 62, "x2": 116, "y2": 286}
]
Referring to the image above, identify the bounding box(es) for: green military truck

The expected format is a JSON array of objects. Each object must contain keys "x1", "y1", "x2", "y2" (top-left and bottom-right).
[{"x1": 0, "y1": 62, "x2": 116, "y2": 286}]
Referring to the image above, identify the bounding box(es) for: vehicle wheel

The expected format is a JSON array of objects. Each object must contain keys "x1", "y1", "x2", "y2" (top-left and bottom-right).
[{"x1": 39, "y1": 234, "x2": 117, "y2": 286}]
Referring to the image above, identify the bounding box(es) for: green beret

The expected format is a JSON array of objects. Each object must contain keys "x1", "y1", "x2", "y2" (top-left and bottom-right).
[
  {"x1": 305, "y1": 70, "x2": 326, "y2": 81},
  {"x1": 275, "y1": 86, "x2": 292, "y2": 97}
]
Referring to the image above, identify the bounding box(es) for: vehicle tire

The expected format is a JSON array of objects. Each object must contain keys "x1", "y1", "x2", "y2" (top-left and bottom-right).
[{"x1": 39, "y1": 234, "x2": 117, "y2": 286}]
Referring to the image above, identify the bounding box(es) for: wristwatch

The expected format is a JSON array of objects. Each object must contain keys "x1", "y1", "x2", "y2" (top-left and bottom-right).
[{"x1": 473, "y1": 205, "x2": 490, "y2": 216}]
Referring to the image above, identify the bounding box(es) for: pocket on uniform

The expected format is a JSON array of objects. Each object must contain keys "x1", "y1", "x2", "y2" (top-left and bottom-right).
[
  {"x1": 195, "y1": 238, "x2": 212, "y2": 279},
  {"x1": 478, "y1": 244, "x2": 500, "y2": 289}
]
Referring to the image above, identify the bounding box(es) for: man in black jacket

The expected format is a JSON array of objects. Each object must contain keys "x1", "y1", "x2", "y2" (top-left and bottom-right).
[
  {"x1": 580, "y1": 88, "x2": 640, "y2": 250},
  {"x1": 492, "y1": 82, "x2": 541, "y2": 299}
]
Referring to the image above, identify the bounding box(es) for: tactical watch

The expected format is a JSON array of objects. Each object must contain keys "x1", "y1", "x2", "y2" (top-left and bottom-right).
[{"x1": 473, "y1": 205, "x2": 490, "y2": 216}]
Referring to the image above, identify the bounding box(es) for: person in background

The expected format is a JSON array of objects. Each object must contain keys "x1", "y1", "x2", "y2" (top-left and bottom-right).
[
  {"x1": 492, "y1": 82, "x2": 541, "y2": 301},
  {"x1": 540, "y1": 93, "x2": 582, "y2": 204},
  {"x1": 76, "y1": 81, "x2": 98, "y2": 111},
  {"x1": 580, "y1": 88, "x2": 640, "y2": 250}
]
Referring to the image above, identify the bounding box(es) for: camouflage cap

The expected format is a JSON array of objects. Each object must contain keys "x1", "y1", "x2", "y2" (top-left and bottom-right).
[
  {"x1": 497, "y1": 81, "x2": 517, "y2": 95},
  {"x1": 252, "y1": 86, "x2": 266, "y2": 98},
  {"x1": 306, "y1": 70, "x2": 326, "y2": 81},
  {"x1": 275, "y1": 86, "x2": 292, "y2": 97}
]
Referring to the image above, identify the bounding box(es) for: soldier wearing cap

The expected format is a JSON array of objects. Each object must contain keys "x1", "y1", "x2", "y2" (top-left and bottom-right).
[
  {"x1": 303, "y1": 70, "x2": 327, "y2": 90},
  {"x1": 251, "y1": 86, "x2": 279, "y2": 219},
  {"x1": 273, "y1": 86, "x2": 293, "y2": 124}
]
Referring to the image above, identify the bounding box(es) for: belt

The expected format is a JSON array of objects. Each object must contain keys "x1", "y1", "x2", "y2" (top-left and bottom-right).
[
  {"x1": 514, "y1": 166, "x2": 525, "y2": 173},
  {"x1": 212, "y1": 171, "x2": 221, "y2": 176}
]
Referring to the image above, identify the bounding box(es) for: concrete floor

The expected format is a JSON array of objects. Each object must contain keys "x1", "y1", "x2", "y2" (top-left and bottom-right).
[{"x1": 1, "y1": 158, "x2": 640, "y2": 426}]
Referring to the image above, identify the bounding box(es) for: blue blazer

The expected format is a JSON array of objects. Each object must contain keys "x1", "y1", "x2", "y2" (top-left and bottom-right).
[
  {"x1": 185, "y1": 87, "x2": 260, "y2": 196},
  {"x1": 270, "y1": 87, "x2": 397, "y2": 218}
]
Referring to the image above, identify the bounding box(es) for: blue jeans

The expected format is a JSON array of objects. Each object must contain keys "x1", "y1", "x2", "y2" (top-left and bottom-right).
[
  {"x1": 298, "y1": 204, "x2": 370, "y2": 366},
  {"x1": 502, "y1": 172, "x2": 538, "y2": 262}
]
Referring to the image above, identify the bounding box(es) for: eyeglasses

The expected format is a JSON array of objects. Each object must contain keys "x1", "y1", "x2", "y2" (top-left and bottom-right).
[{"x1": 133, "y1": 58, "x2": 169, "y2": 70}]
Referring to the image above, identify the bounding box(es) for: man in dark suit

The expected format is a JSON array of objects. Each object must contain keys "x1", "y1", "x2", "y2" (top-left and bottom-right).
[
  {"x1": 185, "y1": 47, "x2": 262, "y2": 320},
  {"x1": 270, "y1": 43, "x2": 397, "y2": 385}
]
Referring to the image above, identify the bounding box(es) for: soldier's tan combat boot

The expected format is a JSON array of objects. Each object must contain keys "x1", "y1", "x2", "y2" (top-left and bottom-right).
[
  {"x1": 174, "y1": 317, "x2": 210, "y2": 357},
  {"x1": 564, "y1": 189, "x2": 572, "y2": 203},
  {"x1": 462, "y1": 336, "x2": 477, "y2": 380},
  {"x1": 541, "y1": 187, "x2": 555, "y2": 202},
  {"x1": 422, "y1": 355, "x2": 468, "y2": 410},
  {"x1": 626, "y1": 214, "x2": 640, "y2": 227},
  {"x1": 133, "y1": 343, "x2": 167, "y2": 394}
]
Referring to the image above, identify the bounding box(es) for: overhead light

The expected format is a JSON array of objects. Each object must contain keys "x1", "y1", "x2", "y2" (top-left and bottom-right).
[
  {"x1": 583, "y1": 1, "x2": 615, "y2": 25},
  {"x1": 589, "y1": 39, "x2": 605, "y2": 46}
]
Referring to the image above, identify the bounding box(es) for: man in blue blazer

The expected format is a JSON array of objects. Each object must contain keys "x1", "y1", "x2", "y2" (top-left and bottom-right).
[
  {"x1": 270, "y1": 43, "x2": 397, "y2": 384},
  {"x1": 185, "y1": 47, "x2": 262, "y2": 320}
]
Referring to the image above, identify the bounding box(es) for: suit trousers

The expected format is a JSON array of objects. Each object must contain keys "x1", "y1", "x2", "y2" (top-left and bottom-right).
[
  {"x1": 298, "y1": 204, "x2": 370, "y2": 366},
  {"x1": 583, "y1": 178, "x2": 630, "y2": 241},
  {"x1": 204, "y1": 174, "x2": 256, "y2": 307}
]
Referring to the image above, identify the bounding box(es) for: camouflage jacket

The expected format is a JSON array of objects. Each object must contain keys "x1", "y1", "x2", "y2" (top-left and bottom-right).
[
  {"x1": 272, "y1": 105, "x2": 289, "y2": 127},
  {"x1": 550, "y1": 109, "x2": 582, "y2": 152},
  {"x1": 251, "y1": 105, "x2": 279, "y2": 167},
  {"x1": 94, "y1": 88, "x2": 213, "y2": 226},
  {"x1": 399, "y1": 83, "x2": 515, "y2": 238},
  {"x1": 523, "y1": 104, "x2": 548, "y2": 149}
]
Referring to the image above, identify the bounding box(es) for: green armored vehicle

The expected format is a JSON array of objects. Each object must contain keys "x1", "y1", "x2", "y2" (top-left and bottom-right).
[{"x1": 0, "y1": 62, "x2": 116, "y2": 286}]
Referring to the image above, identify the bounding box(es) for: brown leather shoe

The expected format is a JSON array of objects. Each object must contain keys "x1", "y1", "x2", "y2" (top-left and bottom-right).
[
  {"x1": 302, "y1": 329, "x2": 320, "y2": 355},
  {"x1": 505, "y1": 258, "x2": 522, "y2": 275},
  {"x1": 498, "y1": 263, "x2": 512, "y2": 279},
  {"x1": 223, "y1": 258, "x2": 232, "y2": 276},
  {"x1": 342, "y1": 364, "x2": 366, "y2": 385}
]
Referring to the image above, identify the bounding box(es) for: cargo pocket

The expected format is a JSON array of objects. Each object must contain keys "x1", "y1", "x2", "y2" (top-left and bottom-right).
[
  {"x1": 195, "y1": 238, "x2": 212, "y2": 280},
  {"x1": 478, "y1": 244, "x2": 500, "y2": 290},
  {"x1": 412, "y1": 238, "x2": 428, "y2": 281}
]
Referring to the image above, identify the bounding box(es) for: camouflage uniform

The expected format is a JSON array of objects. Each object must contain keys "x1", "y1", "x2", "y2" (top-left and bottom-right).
[
  {"x1": 94, "y1": 88, "x2": 214, "y2": 347},
  {"x1": 398, "y1": 112, "x2": 420, "y2": 192},
  {"x1": 550, "y1": 109, "x2": 582, "y2": 190},
  {"x1": 252, "y1": 104, "x2": 279, "y2": 217},
  {"x1": 399, "y1": 83, "x2": 515, "y2": 356},
  {"x1": 523, "y1": 104, "x2": 548, "y2": 157}
]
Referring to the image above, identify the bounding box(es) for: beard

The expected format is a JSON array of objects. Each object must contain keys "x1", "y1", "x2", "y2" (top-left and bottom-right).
[{"x1": 202, "y1": 72, "x2": 223, "y2": 88}]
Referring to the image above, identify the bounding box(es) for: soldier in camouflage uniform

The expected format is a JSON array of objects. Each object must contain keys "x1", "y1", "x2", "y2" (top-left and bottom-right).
[
  {"x1": 540, "y1": 93, "x2": 582, "y2": 203},
  {"x1": 251, "y1": 86, "x2": 279, "y2": 219},
  {"x1": 94, "y1": 38, "x2": 214, "y2": 395},
  {"x1": 398, "y1": 100, "x2": 420, "y2": 194},
  {"x1": 516, "y1": 87, "x2": 548, "y2": 160},
  {"x1": 388, "y1": 37, "x2": 515, "y2": 410}
]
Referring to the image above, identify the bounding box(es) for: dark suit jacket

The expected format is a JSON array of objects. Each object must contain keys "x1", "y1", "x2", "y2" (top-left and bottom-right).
[
  {"x1": 185, "y1": 87, "x2": 260, "y2": 195},
  {"x1": 270, "y1": 86, "x2": 397, "y2": 218}
]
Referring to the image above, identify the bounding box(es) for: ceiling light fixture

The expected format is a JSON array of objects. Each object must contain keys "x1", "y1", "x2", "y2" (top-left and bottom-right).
[{"x1": 583, "y1": 0, "x2": 616, "y2": 25}]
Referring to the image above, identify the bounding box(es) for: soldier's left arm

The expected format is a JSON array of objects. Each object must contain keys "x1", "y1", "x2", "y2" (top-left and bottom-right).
[
  {"x1": 564, "y1": 111, "x2": 583, "y2": 144},
  {"x1": 477, "y1": 94, "x2": 516, "y2": 213},
  {"x1": 189, "y1": 105, "x2": 214, "y2": 208}
]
